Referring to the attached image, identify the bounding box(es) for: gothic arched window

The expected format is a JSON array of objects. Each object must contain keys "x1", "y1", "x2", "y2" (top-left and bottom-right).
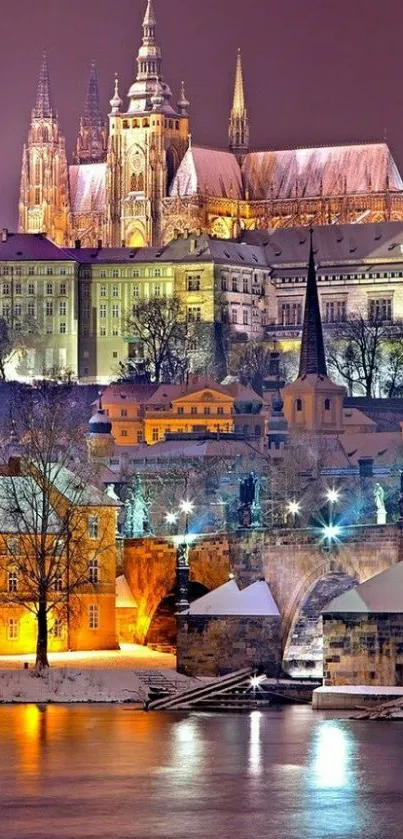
[{"x1": 34, "y1": 158, "x2": 41, "y2": 184}]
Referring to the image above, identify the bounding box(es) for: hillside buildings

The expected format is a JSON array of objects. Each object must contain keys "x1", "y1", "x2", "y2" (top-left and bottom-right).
[{"x1": 18, "y1": 1, "x2": 403, "y2": 249}]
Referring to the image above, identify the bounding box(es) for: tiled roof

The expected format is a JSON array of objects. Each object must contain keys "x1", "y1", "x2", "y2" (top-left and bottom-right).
[
  {"x1": 69, "y1": 163, "x2": 107, "y2": 214},
  {"x1": 0, "y1": 233, "x2": 73, "y2": 262},
  {"x1": 242, "y1": 143, "x2": 403, "y2": 201},
  {"x1": 97, "y1": 384, "x2": 157, "y2": 406},
  {"x1": 169, "y1": 146, "x2": 244, "y2": 199}
]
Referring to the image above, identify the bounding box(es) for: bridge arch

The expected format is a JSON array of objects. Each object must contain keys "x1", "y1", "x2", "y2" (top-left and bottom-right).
[
  {"x1": 145, "y1": 582, "x2": 210, "y2": 650},
  {"x1": 282, "y1": 562, "x2": 360, "y2": 679}
]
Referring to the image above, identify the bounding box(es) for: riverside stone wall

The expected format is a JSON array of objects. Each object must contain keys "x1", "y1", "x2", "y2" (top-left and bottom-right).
[
  {"x1": 177, "y1": 614, "x2": 281, "y2": 677},
  {"x1": 323, "y1": 612, "x2": 403, "y2": 686}
]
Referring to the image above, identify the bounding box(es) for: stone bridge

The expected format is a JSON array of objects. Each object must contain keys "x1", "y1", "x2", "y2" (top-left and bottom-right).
[{"x1": 123, "y1": 525, "x2": 403, "y2": 673}]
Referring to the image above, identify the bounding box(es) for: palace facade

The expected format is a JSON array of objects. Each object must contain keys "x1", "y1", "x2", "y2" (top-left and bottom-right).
[{"x1": 18, "y1": 0, "x2": 403, "y2": 250}]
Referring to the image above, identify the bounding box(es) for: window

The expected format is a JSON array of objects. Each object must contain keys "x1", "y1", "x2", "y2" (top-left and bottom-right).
[
  {"x1": 46, "y1": 324, "x2": 53, "y2": 334},
  {"x1": 369, "y1": 298, "x2": 392, "y2": 323},
  {"x1": 100, "y1": 285, "x2": 107, "y2": 297},
  {"x1": 232, "y1": 277, "x2": 238, "y2": 292},
  {"x1": 243, "y1": 278, "x2": 249, "y2": 294},
  {"x1": 46, "y1": 282, "x2": 53, "y2": 295},
  {"x1": 112, "y1": 269, "x2": 119, "y2": 279},
  {"x1": 28, "y1": 267, "x2": 35, "y2": 276},
  {"x1": 46, "y1": 301, "x2": 53, "y2": 317},
  {"x1": 100, "y1": 270, "x2": 106, "y2": 279},
  {"x1": 296, "y1": 399, "x2": 302, "y2": 412},
  {"x1": 177, "y1": 406, "x2": 184, "y2": 415},
  {"x1": 8, "y1": 570, "x2": 18, "y2": 593},
  {"x1": 112, "y1": 285, "x2": 119, "y2": 298},
  {"x1": 324, "y1": 398, "x2": 331, "y2": 411},
  {"x1": 60, "y1": 282, "x2": 66, "y2": 295},
  {"x1": 15, "y1": 282, "x2": 22, "y2": 295},
  {"x1": 121, "y1": 429, "x2": 128, "y2": 438},
  {"x1": 152, "y1": 429, "x2": 159, "y2": 442},
  {"x1": 112, "y1": 304, "x2": 120, "y2": 318},
  {"x1": 59, "y1": 301, "x2": 66, "y2": 316},
  {"x1": 154, "y1": 268, "x2": 161, "y2": 278},
  {"x1": 137, "y1": 431, "x2": 143, "y2": 443},
  {"x1": 100, "y1": 327, "x2": 107, "y2": 336},
  {"x1": 7, "y1": 618, "x2": 19, "y2": 641},
  {"x1": 54, "y1": 572, "x2": 63, "y2": 592},
  {"x1": 27, "y1": 301, "x2": 35, "y2": 317},
  {"x1": 221, "y1": 277, "x2": 227, "y2": 292},
  {"x1": 188, "y1": 306, "x2": 201, "y2": 323},
  {"x1": 100, "y1": 304, "x2": 107, "y2": 318},
  {"x1": 112, "y1": 328, "x2": 119, "y2": 336},
  {"x1": 83, "y1": 284, "x2": 91, "y2": 298},
  {"x1": 231, "y1": 309, "x2": 238, "y2": 324},
  {"x1": 2, "y1": 283, "x2": 9, "y2": 295},
  {"x1": 204, "y1": 407, "x2": 211, "y2": 415},
  {"x1": 217, "y1": 407, "x2": 224, "y2": 415},
  {"x1": 46, "y1": 267, "x2": 53, "y2": 276},
  {"x1": 243, "y1": 309, "x2": 249, "y2": 325},
  {"x1": 88, "y1": 605, "x2": 99, "y2": 630},
  {"x1": 154, "y1": 285, "x2": 161, "y2": 298},
  {"x1": 28, "y1": 282, "x2": 35, "y2": 295},
  {"x1": 191, "y1": 406, "x2": 197, "y2": 415},
  {"x1": 88, "y1": 558, "x2": 100, "y2": 584},
  {"x1": 324, "y1": 300, "x2": 346, "y2": 324},
  {"x1": 14, "y1": 303, "x2": 22, "y2": 317},
  {"x1": 279, "y1": 302, "x2": 302, "y2": 326},
  {"x1": 59, "y1": 323, "x2": 66, "y2": 334},
  {"x1": 133, "y1": 269, "x2": 140, "y2": 278},
  {"x1": 188, "y1": 277, "x2": 201, "y2": 292},
  {"x1": 60, "y1": 267, "x2": 66, "y2": 276},
  {"x1": 88, "y1": 516, "x2": 99, "y2": 539},
  {"x1": 83, "y1": 302, "x2": 90, "y2": 319},
  {"x1": 132, "y1": 284, "x2": 140, "y2": 298},
  {"x1": 52, "y1": 618, "x2": 63, "y2": 639}
]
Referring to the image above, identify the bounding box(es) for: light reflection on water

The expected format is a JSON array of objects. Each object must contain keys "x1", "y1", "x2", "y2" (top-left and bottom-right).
[{"x1": 0, "y1": 705, "x2": 401, "y2": 838}]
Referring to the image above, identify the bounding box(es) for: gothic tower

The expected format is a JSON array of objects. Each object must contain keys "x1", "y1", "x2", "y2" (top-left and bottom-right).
[
  {"x1": 76, "y1": 61, "x2": 107, "y2": 164},
  {"x1": 19, "y1": 53, "x2": 70, "y2": 245},
  {"x1": 105, "y1": 0, "x2": 190, "y2": 247},
  {"x1": 229, "y1": 49, "x2": 249, "y2": 162}
]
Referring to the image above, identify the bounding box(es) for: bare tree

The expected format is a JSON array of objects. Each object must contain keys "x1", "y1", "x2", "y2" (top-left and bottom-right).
[
  {"x1": 0, "y1": 390, "x2": 117, "y2": 670},
  {"x1": 383, "y1": 339, "x2": 403, "y2": 397},
  {"x1": 326, "y1": 313, "x2": 392, "y2": 397},
  {"x1": 124, "y1": 295, "x2": 189, "y2": 384},
  {"x1": 229, "y1": 340, "x2": 273, "y2": 395}
]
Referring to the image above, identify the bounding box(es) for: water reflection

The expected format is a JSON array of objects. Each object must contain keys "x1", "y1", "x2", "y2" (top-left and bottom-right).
[{"x1": 0, "y1": 706, "x2": 397, "y2": 839}]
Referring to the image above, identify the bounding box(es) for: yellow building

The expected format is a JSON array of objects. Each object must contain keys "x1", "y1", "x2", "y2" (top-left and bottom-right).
[
  {"x1": 143, "y1": 382, "x2": 235, "y2": 445},
  {"x1": 0, "y1": 460, "x2": 119, "y2": 655}
]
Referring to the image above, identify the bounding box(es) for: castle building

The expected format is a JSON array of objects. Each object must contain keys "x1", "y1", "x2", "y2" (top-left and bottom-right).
[{"x1": 18, "y1": 1, "x2": 403, "y2": 249}]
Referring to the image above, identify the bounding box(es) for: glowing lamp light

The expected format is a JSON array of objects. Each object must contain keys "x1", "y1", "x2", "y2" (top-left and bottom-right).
[
  {"x1": 165, "y1": 512, "x2": 178, "y2": 526},
  {"x1": 287, "y1": 500, "x2": 301, "y2": 517},
  {"x1": 323, "y1": 524, "x2": 340, "y2": 541},
  {"x1": 180, "y1": 500, "x2": 194, "y2": 515},
  {"x1": 326, "y1": 488, "x2": 340, "y2": 505},
  {"x1": 250, "y1": 674, "x2": 266, "y2": 690}
]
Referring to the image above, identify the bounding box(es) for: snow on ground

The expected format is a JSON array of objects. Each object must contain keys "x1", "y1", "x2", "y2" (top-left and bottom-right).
[{"x1": 0, "y1": 644, "x2": 176, "y2": 671}]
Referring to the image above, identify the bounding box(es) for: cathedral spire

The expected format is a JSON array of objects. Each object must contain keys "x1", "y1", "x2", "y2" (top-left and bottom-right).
[
  {"x1": 33, "y1": 52, "x2": 55, "y2": 119},
  {"x1": 298, "y1": 230, "x2": 327, "y2": 377},
  {"x1": 143, "y1": 0, "x2": 156, "y2": 26},
  {"x1": 229, "y1": 49, "x2": 249, "y2": 161},
  {"x1": 76, "y1": 61, "x2": 107, "y2": 164},
  {"x1": 127, "y1": 0, "x2": 173, "y2": 113}
]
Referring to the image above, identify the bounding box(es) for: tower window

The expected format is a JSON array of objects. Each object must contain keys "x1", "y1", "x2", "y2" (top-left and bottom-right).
[
  {"x1": 296, "y1": 399, "x2": 302, "y2": 412},
  {"x1": 324, "y1": 398, "x2": 331, "y2": 411},
  {"x1": 88, "y1": 558, "x2": 100, "y2": 584}
]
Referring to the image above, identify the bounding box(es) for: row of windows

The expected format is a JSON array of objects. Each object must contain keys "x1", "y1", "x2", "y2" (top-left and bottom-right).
[
  {"x1": 221, "y1": 277, "x2": 262, "y2": 294},
  {"x1": 151, "y1": 424, "x2": 232, "y2": 442},
  {"x1": 278, "y1": 271, "x2": 403, "y2": 284},
  {"x1": 83, "y1": 283, "x2": 169, "y2": 299},
  {"x1": 176, "y1": 406, "x2": 227, "y2": 416},
  {"x1": 1, "y1": 301, "x2": 68, "y2": 317},
  {"x1": 1, "y1": 282, "x2": 67, "y2": 296},
  {"x1": 7, "y1": 559, "x2": 101, "y2": 593},
  {"x1": 6, "y1": 606, "x2": 100, "y2": 640},
  {"x1": 278, "y1": 298, "x2": 392, "y2": 325},
  {"x1": 81, "y1": 268, "x2": 171, "y2": 280},
  {"x1": 121, "y1": 117, "x2": 180, "y2": 130},
  {"x1": 1, "y1": 267, "x2": 69, "y2": 277}
]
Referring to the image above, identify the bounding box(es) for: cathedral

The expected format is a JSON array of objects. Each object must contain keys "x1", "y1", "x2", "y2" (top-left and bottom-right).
[{"x1": 19, "y1": 0, "x2": 403, "y2": 249}]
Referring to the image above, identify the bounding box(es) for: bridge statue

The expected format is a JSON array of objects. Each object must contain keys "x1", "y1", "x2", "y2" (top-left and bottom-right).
[
  {"x1": 238, "y1": 473, "x2": 261, "y2": 528},
  {"x1": 374, "y1": 483, "x2": 387, "y2": 525}
]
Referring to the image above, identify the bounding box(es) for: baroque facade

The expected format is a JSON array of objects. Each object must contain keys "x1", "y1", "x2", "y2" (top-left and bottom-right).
[{"x1": 18, "y1": 0, "x2": 403, "y2": 250}]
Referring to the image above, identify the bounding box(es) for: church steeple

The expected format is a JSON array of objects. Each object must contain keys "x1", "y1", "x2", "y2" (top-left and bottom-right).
[
  {"x1": 298, "y1": 230, "x2": 327, "y2": 377},
  {"x1": 33, "y1": 52, "x2": 55, "y2": 120},
  {"x1": 229, "y1": 49, "x2": 249, "y2": 161},
  {"x1": 127, "y1": 0, "x2": 173, "y2": 113},
  {"x1": 76, "y1": 61, "x2": 107, "y2": 164}
]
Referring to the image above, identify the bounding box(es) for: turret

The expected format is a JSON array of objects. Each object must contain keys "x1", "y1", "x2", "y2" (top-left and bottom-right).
[
  {"x1": 126, "y1": 0, "x2": 173, "y2": 114},
  {"x1": 229, "y1": 49, "x2": 249, "y2": 162},
  {"x1": 86, "y1": 393, "x2": 115, "y2": 461}
]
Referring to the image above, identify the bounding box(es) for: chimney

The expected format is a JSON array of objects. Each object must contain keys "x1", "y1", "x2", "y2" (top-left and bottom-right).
[
  {"x1": 183, "y1": 228, "x2": 189, "y2": 239},
  {"x1": 358, "y1": 457, "x2": 373, "y2": 478},
  {"x1": 1, "y1": 228, "x2": 8, "y2": 243},
  {"x1": 189, "y1": 238, "x2": 197, "y2": 253},
  {"x1": 74, "y1": 239, "x2": 81, "y2": 249},
  {"x1": 173, "y1": 229, "x2": 180, "y2": 240},
  {"x1": 121, "y1": 239, "x2": 126, "y2": 248}
]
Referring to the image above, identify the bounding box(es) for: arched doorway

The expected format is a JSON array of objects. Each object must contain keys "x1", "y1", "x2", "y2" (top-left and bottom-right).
[
  {"x1": 146, "y1": 582, "x2": 209, "y2": 650},
  {"x1": 282, "y1": 571, "x2": 358, "y2": 679}
]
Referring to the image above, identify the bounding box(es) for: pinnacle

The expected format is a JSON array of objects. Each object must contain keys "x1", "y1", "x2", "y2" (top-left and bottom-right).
[
  {"x1": 298, "y1": 230, "x2": 327, "y2": 377},
  {"x1": 33, "y1": 51, "x2": 55, "y2": 119},
  {"x1": 143, "y1": 0, "x2": 156, "y2": 26},
  {"x1": 232, "y1": 48, "x2": 246, "y2": 115},
  {"x1": 83, "y1": 61, "x2": 103, "y2": 127}
]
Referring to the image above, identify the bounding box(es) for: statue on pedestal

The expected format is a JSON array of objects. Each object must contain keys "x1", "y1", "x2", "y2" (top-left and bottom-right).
[{"x1": 374, "y1": 483, "x2": 387, "y2": 525}]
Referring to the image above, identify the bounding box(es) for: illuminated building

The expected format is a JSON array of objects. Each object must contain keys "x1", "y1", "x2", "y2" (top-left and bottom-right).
[{"x1": 18, "y1": 1, "x2": 403, "y2": 249}]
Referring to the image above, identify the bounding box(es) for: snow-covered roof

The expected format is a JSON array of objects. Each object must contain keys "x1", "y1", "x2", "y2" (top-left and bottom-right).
[
  {"x1": 188, "y1": 579, "x2": 280, "y2": 616},
  {"x1": 324, "y1": 562, "x2": 403, "y2": 614},
  {"x1": 70, "y1": 163, "x2": 107, "y2": 214},
  {"x1": 169, "y1": 146, "x2": 243, "y2": 199},
  {"x1": 116, "y1": 575, "x2": 137, "y2": 608}
]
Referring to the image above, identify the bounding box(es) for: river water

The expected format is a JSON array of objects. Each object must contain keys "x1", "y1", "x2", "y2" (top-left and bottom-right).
[{"x1": 0, "y1": 705, "x2": 402, "y2": 838}]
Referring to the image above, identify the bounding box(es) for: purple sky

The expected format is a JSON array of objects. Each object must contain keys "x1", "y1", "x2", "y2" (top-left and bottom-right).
[{"x1": 2, "y1": 0, "x2": 403, "y2": 228}]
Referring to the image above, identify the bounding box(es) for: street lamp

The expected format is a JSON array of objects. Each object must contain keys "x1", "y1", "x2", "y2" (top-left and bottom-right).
[
  {"x1": 166, "y1": 499, "x2": 195, "y2": 612},
  {"x1": 287, "y1": 500, "x2": 301, "y2": 528},
  {"x1": 322, "y1": 523, "x2": 340, "y2": 547},
  {"x1": 165, "y1": 511, "x2": 178, "y2": 527}
]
